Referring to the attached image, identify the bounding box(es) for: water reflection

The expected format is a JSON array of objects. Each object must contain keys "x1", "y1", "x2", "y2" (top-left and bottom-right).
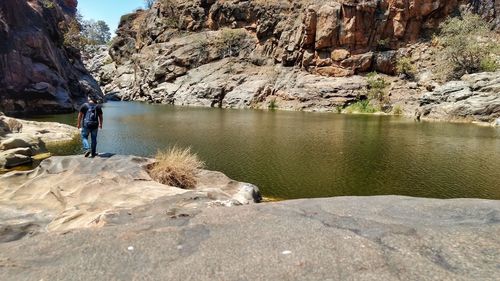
[{"x1": 31, "y1": 101, "x2": 500, "y2": 200}]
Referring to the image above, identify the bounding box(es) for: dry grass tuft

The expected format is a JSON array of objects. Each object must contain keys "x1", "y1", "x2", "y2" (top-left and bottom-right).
[{"x1": 148, "y1": 146, "x2": 205, "y2": 189}]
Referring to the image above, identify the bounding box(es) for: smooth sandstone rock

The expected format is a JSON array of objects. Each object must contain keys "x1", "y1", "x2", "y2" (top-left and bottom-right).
[
  {"x1": 0, "y1": 135, "x2": 41, "y2": 151},
  {"x1": 0, "y1": 115, "x2": 79, "y2": 168},
  {"x1": 2, "y1": 147, "x2": 32, "y2": 157},
  {"x1": 0, "y1": 196, "x2": 498, "y2": 280},
  {"x1": 0, "y1": 155, "x2": 260, "y2": 234}
]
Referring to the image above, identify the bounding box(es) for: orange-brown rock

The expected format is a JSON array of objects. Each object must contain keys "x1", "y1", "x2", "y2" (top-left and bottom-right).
[
  {"x1": 315, "y1": 4, "x2": 341, "y2": 50},
  {"x1": 341, "y1": 53, "x2": 374, "y2": 73},
  {"x1": 112, "y1": 0, "x2": 476, "y2": 79},
  {"x1": 331, "y1": 49, "x2": 351, "y2": 61},
  {"x1": 316, "y1": 66, "x2": 354, "y2": 77}
]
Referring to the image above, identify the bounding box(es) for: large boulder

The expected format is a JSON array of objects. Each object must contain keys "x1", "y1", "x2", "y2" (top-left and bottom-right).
[
  {"x1": 0, "y1": 116, "x2": 78, "y2": 169},
  {"x1": 0, "y1": 155, "x2": 261, "y2": 233},
  {"x1": 416, "y1": 71, "x2": 500, "y2": 123},
  {"x1": 0, "y1": 135, "x2": 46, "y2": 153},
  {"x1": 374, "y1": 51, "x2": 397, "y2": 75},
  {"x1": 0, "y1": 0, "x2": 103, "y2": 115},
  {"x1": 0, "y1": 134, "x2": 46, "y2": 169},
  {"x1": 12, "y1": 119, "x2": 79, "y2": 143}
]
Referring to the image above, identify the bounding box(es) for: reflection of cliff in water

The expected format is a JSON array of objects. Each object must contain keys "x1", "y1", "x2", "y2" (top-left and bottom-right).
[{"x1": 32, "y1": 101, "x2": 500, "y2": 200}]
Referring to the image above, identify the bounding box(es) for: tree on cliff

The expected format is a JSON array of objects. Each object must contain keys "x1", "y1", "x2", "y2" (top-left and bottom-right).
[
  {"x1": 81, "y1": 20, "x2": 111, "y2": 45},
  {"x1": 435, "y1": 12, "x2": 499, "y2": 80},
  {"x1": 144, "y1": 0, "x2": 155, "y2": 9}
]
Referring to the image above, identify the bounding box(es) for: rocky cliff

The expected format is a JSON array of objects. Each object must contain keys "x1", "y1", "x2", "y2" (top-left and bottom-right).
[
  {"x1": 89, "y1": 0, "x2": 499, "y2": 122},
  {"x1": 0, "y1": 0, "x2": 103, "y2": 116}
]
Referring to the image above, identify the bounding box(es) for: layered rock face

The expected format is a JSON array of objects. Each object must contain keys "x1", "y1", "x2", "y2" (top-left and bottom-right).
[
  {"x1": 417, "y1": 71, "x2": 500, "y2": 123},
  {"x1": 470, "y1": 0, "x2": 500, "y2": 29},
  {"x1": 0, "y1": 114, "x2": 79, "y2": 169},
  {"x1": 0, "y1": 0, "x2": 103, "y2": 116},
  {"x1": 94, "y1": 0, "x2": 478, "y2": 111},
  {"x1": 88, "y1": 0, "x2": 499, "y2": 121}
]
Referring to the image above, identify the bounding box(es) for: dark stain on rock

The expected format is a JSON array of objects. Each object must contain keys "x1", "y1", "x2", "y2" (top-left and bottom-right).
[{"x1": 0, "y1": 223, "x2": 40, "y2": 243}]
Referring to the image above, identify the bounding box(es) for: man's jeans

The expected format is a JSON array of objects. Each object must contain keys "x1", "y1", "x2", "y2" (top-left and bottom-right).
[{"x1": 81, "y1": 127, "x2": 98, "y2": 156}]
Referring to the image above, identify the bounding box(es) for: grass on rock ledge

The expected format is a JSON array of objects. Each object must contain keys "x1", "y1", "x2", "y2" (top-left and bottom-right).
[
  {"x1": 148, "y1": 146, "x2": 205, "y2": 189},
  {"x1": 344, "y1": 100, "x2": 378, "y2": 114}
]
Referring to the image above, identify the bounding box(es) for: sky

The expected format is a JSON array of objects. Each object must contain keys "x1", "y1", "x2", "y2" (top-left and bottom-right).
[{"x1": 77, "y1": 0, "x2": 145, "y2": 34}]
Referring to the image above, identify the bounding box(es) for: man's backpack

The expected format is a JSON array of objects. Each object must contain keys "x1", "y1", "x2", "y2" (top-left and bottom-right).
[{"x1": 83, "y1": 104, "x2": 99, "y2": 129}]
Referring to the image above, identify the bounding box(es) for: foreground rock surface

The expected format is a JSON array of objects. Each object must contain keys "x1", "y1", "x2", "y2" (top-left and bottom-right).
[
  {"x1": 0, "y1": 155, "x2": 260, "y2": 234},
  {"x1": 0, "y1": 196, "x2": 498, "y2": 280}
]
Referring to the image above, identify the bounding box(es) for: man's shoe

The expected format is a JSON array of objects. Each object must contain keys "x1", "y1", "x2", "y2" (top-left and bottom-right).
[
  {"x1": 90, "y1": 153, "x2": 97, "y2": 158},
  {"x1": 84, "y1": 150, "x2": 91, "y2": 157}
]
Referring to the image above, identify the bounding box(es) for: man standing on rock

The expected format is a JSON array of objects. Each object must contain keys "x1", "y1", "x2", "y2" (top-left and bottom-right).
[{"x1": 77, "y1": 96, "x2": 103, "y2": 158}]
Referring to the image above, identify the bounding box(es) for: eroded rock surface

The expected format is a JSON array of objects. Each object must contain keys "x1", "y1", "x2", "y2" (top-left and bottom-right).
[
  {"x1": 0, "y1": 155, "x2": 261, "y2": 236},
  {"x1": 0, "y1": 115, "x2": 79, "y2": 169},
  {"x1": 0, "y1": 196, "x2": 498, "y2": 280},
  {"x1": 417, "y1": 71, "x2": 500, "y2": 123}
]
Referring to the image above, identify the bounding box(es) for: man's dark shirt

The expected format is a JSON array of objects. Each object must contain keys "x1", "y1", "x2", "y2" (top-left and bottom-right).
[{"x1": 79, "y1": 103, "x2": 103, "y2": 127}]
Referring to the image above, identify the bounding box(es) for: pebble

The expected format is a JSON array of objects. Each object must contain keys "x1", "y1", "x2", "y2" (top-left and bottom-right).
[
  {"x1": 281, "y1": 250, "x2": 292, "y2": 255},
  {"x1": 127, "y1": 246, "x2": 134, "y2": 251}
]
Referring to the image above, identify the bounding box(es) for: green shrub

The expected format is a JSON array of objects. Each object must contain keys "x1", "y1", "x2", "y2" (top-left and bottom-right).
[
  {"x1": 366, "y1": 72, "x2": 388, "y2": 102},
  {"x1": 193, "y1": 35, "x2": 210, "y2": 66},
  {"x1": 268, "y1": 98, "x2": 277, "y2": 110},
  {"x1": 396, "y1": 56, "x2": 416, "y2": 79},
  {"x1": 63, "y1": 19, "x2": 85, "y2": 49},
  {"x1": 480, "y1": 56, "x2": 499, "y2": 72},
  {"x1": 103, "y1": 57, "x2": 114, "y2": 65},
  {"x1": 377, "y1": 38, "x2": 390, "y2": 51},
  {"x1": 392, "y1": 105, "x2": 403, "y2": 115},
  {"x1": 162, "y1": 17, "x2": 179, "y2": 29},
  {"x1": 215, "y1": 28, "x2": 247, "y2": 58},
  {"x1": 41, "y1": 0, "x2": 55, "y2": 9},
  {"x1": 436, "y1": 12, "x2": 500, "y2": 80},
  {"x1": 344, "y1": 100, "x2": 377, "y2": 114}
]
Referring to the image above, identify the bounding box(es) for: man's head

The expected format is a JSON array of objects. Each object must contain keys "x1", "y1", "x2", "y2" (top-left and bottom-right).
[{"x1": 88, "y1": 96, "x2": 96, "y2": 104}]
